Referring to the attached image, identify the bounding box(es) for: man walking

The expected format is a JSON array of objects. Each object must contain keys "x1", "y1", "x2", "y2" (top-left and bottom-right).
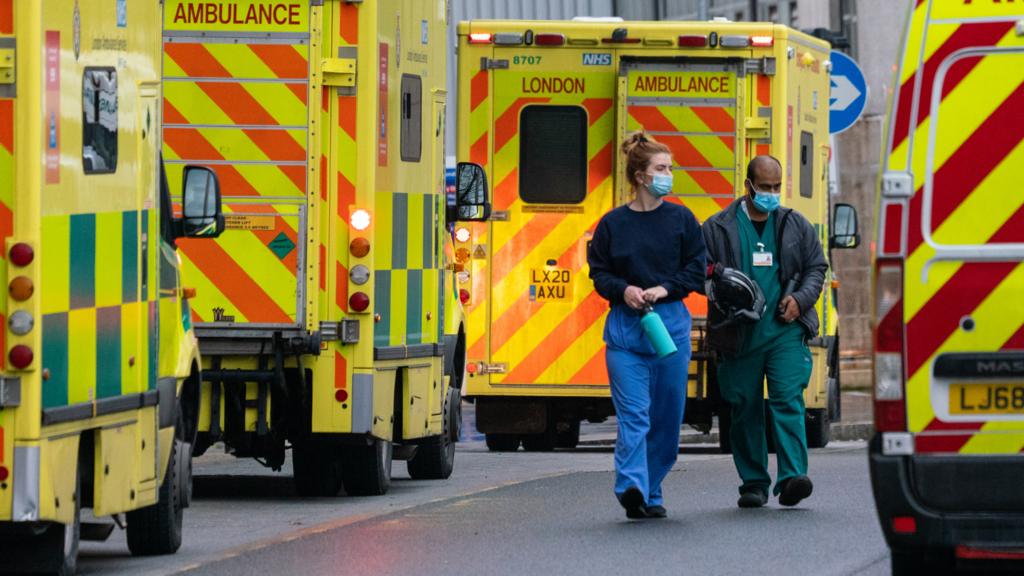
[{"x1": 702, "y1": 156, "x2": 828, "y2": 508}]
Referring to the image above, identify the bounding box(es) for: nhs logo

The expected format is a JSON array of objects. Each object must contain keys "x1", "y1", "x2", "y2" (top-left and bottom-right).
[{"x1": 582, "y1": 53, "x2": 612, "y2": 66}]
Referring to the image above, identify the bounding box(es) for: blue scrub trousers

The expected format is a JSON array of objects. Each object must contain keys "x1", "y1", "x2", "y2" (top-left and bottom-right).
[{"x1": 604, "y1": 302, "x2": 690, "y2": 507}]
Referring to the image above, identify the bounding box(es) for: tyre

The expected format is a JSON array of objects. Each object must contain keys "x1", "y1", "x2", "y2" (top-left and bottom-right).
[
  {"x1": 522, "y1": 432, "x2": 555, "y2": 452},
  {"x1": 127, "y1": 437, "x2": 185, "y2": 555},
  {"x1": 341, "y1": 437, "x2": 392, "y2": 496},
  {"x1": 485, "y1": 434, "x2": 520, "y2": 452},
  {"x1": 293, "y1": 444, "x2": 344, "y2": 497},
  {"x1": 717, "y1": 403, "x2": 732, "y2": 454},
  {"x1": 554, "y1": 421, "x2": 580, "y2": 449},
  {"x1": 891, "y1": 548, "x2": 953, "y2": 576},
  {"x1": 806, "y1": 408, "x2": 831, "y2": 449},
  {"x1": 407, "y1": 387, "x2": 458, "y2": 480}
]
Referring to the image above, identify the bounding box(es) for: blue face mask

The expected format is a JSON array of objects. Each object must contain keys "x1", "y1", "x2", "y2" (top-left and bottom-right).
[
  {"x1": 649, "y1": 173, "x2": 674, "y2": 198},
  {"x1": 749, "y1": 181, "x2": 781, "y2": 213}
]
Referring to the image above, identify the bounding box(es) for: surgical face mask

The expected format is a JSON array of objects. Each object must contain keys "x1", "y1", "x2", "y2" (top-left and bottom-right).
[
  {"x1": 648, "y1": 173, "x2": 674, "y2": 198},
  {"x1": 748, "y1": 180, "x2": 781, "y2": 213}
]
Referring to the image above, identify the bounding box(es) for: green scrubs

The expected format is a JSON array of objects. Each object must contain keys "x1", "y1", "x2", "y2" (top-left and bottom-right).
[{"x1": 717, "y1": 209, "x2": 814, "y2": 497}]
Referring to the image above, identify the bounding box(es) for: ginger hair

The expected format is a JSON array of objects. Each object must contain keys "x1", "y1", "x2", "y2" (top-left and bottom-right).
[{"x1": 621, "y1": 131, "x2": 671, "y2": 189}]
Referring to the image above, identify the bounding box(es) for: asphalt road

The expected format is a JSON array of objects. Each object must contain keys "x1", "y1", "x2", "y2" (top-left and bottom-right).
[{"x1": 79, "y1": 438, "x2": 889, "y2": 576}]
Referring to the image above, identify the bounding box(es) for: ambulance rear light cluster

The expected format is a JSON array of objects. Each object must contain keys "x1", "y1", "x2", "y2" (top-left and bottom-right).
[
  {"x1": 874, "y1": 260, "x2": 906, "y2": 432},
  {"x1": 7, "y1": 243, "x2": 36, "y2": 369},
  {"x1": 349, "y1": 210, "x2": 371, "y2": 315}
]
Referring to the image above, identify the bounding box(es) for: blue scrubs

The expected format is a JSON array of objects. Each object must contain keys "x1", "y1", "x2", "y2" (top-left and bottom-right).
[{"x1": 605, "y1": 301, "x2": 691, "y2": 506}]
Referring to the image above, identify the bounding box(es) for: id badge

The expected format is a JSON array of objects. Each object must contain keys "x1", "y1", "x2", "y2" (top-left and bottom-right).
[{"x1": 753, "y1": 242, "x2": 773, "y2": 267}]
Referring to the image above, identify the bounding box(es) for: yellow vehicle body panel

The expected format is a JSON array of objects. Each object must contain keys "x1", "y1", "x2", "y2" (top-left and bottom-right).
[
  {"x1": 876, "y1": 1, "x2": 1024, "y2": 455},
  {"x1": 163, "y1": 0, "x2": 460, "y2": 456},
  {"x1": 0, "y1": 0, "x2": 201, "y2": 527},
  {"x1": 457, "y1": 20, "x2": 837, "y2": 418}
]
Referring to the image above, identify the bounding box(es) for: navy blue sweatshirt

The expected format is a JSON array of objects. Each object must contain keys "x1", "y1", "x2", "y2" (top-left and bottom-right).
[{"x1": 588, "y1": 202, "x2": 707, "y2": 306}]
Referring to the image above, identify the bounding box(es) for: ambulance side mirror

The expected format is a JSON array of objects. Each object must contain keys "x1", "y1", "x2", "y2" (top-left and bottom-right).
[
  {"x1": 181, "y1": 166, "x2": 225, "y2": 239},
  {"x1": 454, "y1": 162, "x2": 490, "y2": 222},
  {"x1": 831, "y1": 203, "x2": 860, "y2": 249}
]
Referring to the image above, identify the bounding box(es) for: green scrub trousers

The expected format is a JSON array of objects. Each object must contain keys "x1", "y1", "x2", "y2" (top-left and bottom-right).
[{"x1": 717, "y1": 210, "x2": 814, "y2": 497}]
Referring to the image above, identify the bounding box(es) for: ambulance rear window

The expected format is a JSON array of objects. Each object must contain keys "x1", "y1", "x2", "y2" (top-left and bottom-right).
[
  {"x1": 82, "y1": 67, "x2": 118, "y2": 174},
  {"x1": 519, "y1": 105, "x2": 587, "y2": 204}
]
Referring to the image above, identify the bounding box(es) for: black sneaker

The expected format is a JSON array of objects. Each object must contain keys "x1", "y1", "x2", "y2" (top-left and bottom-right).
[
  {"x1": 778, "y1": 476, "x2": 813, "y2": 507},
  {"x1": 644, "y1": 505, "x2": 667, "y2": 518},
  {"x1": 737, "y1": 488, "x2": 768, "y2": 508},
  {"x1": 620, "y1": 487, "x2": 648, "y2": 519}
]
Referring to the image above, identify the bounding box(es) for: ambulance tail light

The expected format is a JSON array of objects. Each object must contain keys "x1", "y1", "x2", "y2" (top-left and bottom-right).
[
  {"x1": 678, "y1": 35, "x2": 708, "y2": 47},
  {"x1": 9, "y1": 345, "x2": 33, "y2": 370},
  {"x1": 9, "y1": 243, "x2": 34, "y2": 267},
  {"x1": 0, "y1": 466, "x2": 8, "y2": 482},
  {"x1": 454, "y1": 227, "x2": 471, "y2": 244},
  {"x1": 874, "y1": 260, "x2": 906, "y2": 432},
  {"x1": 350, "y1": 237, "x2": 371, "y2": 258},
  {"x1": 534, "y1": 33, "x2": 566, "y2": 46},
  {"x1": 459, "y1": 289, "x2": 470, "y2": 305},
  {"x1": 349, "y1": 292, "x2": 370, "y2": 313},
  {"x1": 468, "y1": 33, "x2": 493, "y2": 44},
  {"x1": 750, "y1": 35, "x2": 775, "y2": 47},
  {"x1": 351, "y1": 209, "x2": 371, "y2": 231}
]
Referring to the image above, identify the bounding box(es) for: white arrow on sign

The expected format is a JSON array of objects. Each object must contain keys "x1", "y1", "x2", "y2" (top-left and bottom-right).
[{"x1": 830, "y1": 75, "x2": 862, "y2": 112}]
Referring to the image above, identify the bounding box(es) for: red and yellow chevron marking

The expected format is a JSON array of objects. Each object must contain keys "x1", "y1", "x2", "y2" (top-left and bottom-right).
[
  {"x1": 475, "y1": 62, "x2": 617, "y2": 387},
  {"x1": 0, "y1": 0, "x2": 11, "y2": 34},
  {"x1": 0, "y1": 97, "x2": 13, "y2": 369},
  {"x1": 890, "y1": 12, "x2": 1024, "y2": 454},
  {"x1": 163, "y1": 38, "x2": 310, "y2": 325}
]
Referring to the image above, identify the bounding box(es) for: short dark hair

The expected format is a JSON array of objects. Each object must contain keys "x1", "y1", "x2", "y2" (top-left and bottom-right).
[{"x1": 746, "y1": 155, "x2": 782, "y2": 182}]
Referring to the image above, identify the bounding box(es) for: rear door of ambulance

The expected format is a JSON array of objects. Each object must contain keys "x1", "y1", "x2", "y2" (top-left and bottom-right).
[
  {"x1": 478, "y1": 44, "x2": 616, "y2": 391},
  {"x1": 621, "y1": 59, "x2": 746, "y2": 397},
  {"x1": 891, "y1": 3, "x2": 1024, "y2": 462},
  {"x1": 162, "y1": 1, "x2": 312, "y2": 331}
]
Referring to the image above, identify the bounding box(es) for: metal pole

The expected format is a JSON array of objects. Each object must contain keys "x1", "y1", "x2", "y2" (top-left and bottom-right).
[
  {"x1": 697, "y1": 0, "x2": 709, "y2": 21},
  {"x1": 749, "y1": 0, "x2": 758, "y2": 21},
  {"x1": 778, "y1": 0, "x2": 791, "y2": 25}
]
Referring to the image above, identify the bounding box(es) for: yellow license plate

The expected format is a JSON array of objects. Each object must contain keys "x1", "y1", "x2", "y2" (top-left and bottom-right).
[
  {"x1": 949, "y1": 382, "x2": 1024, "y2": 415},
  {"x1": 529, "y1": 268, "x2": 571, "y2": 302}
]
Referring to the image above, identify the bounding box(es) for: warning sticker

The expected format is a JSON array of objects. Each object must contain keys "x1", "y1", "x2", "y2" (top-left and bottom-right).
[
  {"x1": 225, "y1": 214, "x2": 275, "y2": 231},
  {"x1": 529, "y1": 268, "x2": 571, "y2": 302},
  {"x1": 268, "y1": 232, "x2": 296, "y2": 260}
]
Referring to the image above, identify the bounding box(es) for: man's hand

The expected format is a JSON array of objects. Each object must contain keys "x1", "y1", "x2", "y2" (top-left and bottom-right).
[
  {"x1": 778, "y1": 295, "x2": 801, "y2": 323},
  {"x1": 642, "y1": 286, "x2": 669, "y2": 304},
  {"x1": 624, "y1": 285, "x2": 646, "y2": 310}
]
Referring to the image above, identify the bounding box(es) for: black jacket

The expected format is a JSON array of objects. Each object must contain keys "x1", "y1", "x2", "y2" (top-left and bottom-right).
[{"x1": 702, "y1": 199, "x2": 828, "y2": 355}]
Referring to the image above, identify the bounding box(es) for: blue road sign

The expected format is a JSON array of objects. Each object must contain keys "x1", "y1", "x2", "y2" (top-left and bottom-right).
[{"x1": 829, "y1": 50, "x2": 867, "y2": 134}]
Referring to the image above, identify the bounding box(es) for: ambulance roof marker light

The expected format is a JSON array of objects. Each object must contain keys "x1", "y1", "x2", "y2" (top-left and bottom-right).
[
  {"x1": 468, "y1": 32, "x2": 493, "y2": 44},
  {"x1": 719, "y1": 35, "x2": 751, "y2": 48},
  {"x1": 750, "y1": 35, "x2": 774, "y2": 47},
  {"x1": 678, "y1": 35, "x2": 708, "y2": 47},
  {"x1": 493, "y1": 32, "x2": 523, "y2": 45},
  {"x1": 535, "y1": 33, "x2": 566, "y2": 46}
]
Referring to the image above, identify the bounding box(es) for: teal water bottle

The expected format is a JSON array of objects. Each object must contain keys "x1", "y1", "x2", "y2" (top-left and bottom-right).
[{"x1": 640, "y1": 305, "x2": 678, "y2": 359}]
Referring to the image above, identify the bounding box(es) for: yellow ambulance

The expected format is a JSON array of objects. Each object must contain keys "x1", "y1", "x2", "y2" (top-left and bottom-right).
[
  {"x1": 0, "y1": 0, "x2": 224, "y2": 573},
  {"x1": 162, "y1": 0, "x2": 488, "y2": 496},
  {"x1": 456, "y1": 18, "x2": 858, "y2": 451},
  {"x1": 869, "y1": 2, "x2": 1024, "y2": 572}
]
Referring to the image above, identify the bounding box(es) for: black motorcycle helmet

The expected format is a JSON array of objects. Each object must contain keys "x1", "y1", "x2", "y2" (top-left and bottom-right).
[{"x1": 706, "y1": 263, "x2": 767, "y2": 328}]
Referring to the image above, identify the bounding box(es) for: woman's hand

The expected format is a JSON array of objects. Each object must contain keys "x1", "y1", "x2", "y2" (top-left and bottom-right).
[
  {"x1": 642, "y1": 286, "x2": 669, "y2": 304},
  {"x1": 623, "y1": 285, "x2": 646, "y2": 310}
]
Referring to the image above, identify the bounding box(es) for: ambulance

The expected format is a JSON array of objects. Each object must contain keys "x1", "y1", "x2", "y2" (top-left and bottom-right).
[
  {"x1": 456, "y1": 18, "x2": 859, "y2": 452},
  {"x1": 869, "y1": 2, "x2": 1024, "y2": 572},
  {"x1": 0, "y1": 0, "x2": 225, "y2": 573},
  {"x1": 162, "y1": 0, "x2": 489, "y2": 496}
]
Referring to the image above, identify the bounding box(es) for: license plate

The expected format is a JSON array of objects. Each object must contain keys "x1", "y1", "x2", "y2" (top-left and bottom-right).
[
  {"x1": 949, "y1": 382, "x2": 1024, "y2": 415},
  {"x1": 529, "y1": 268, "x2": 571, "y2": 302}
]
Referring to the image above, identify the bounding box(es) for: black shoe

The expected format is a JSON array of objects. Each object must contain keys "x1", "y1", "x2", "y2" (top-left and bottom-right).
[
  {"x1": 644, "y1": 505, "x2": 667, "y2": 518},
  {"x1": 778, "y1": 476, "x2": 813, "y2": 507},
  {"x1": 620, "y1": 488, "x2": 648, "y2": 519},
  {"x1": 737, "y1": 488, "x2": 768, "y2": 508}
]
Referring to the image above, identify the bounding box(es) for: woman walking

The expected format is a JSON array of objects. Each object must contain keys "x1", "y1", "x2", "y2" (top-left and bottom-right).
[{"x1": 587, "y1": 132, "x2": 707, "y2": 519}]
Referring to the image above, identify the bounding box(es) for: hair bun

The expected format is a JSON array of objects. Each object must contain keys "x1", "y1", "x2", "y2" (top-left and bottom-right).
[{"x1": 621, "y1": 131, "x2": 650, "y2": 156}]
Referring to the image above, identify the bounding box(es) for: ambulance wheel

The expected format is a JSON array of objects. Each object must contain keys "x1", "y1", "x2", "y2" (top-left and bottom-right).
[
  {"x1": 717, "y1": 403, "x2": 732, "y2": 454},
  {"x1": 341, "y1": 437, "x2": 392, "y2": 496},
  {"x1": 554, "y1": 421, "x2": 580, "y2": 449},
  {"x1": 127, "y1": 437, "x2": 184, "y2": 555},
  {"x1": 292, "y1": 444, "x2": 344, "y2": 497},
  {"x1": 407, "y1": 387, "x2": 458, "y2": 480},
  {"x1": 806, "y1": 408, "x2": 831, "y2": 449},
  {"x1": 485, "y1": 434, "x2": 520, "y2": 452}
]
